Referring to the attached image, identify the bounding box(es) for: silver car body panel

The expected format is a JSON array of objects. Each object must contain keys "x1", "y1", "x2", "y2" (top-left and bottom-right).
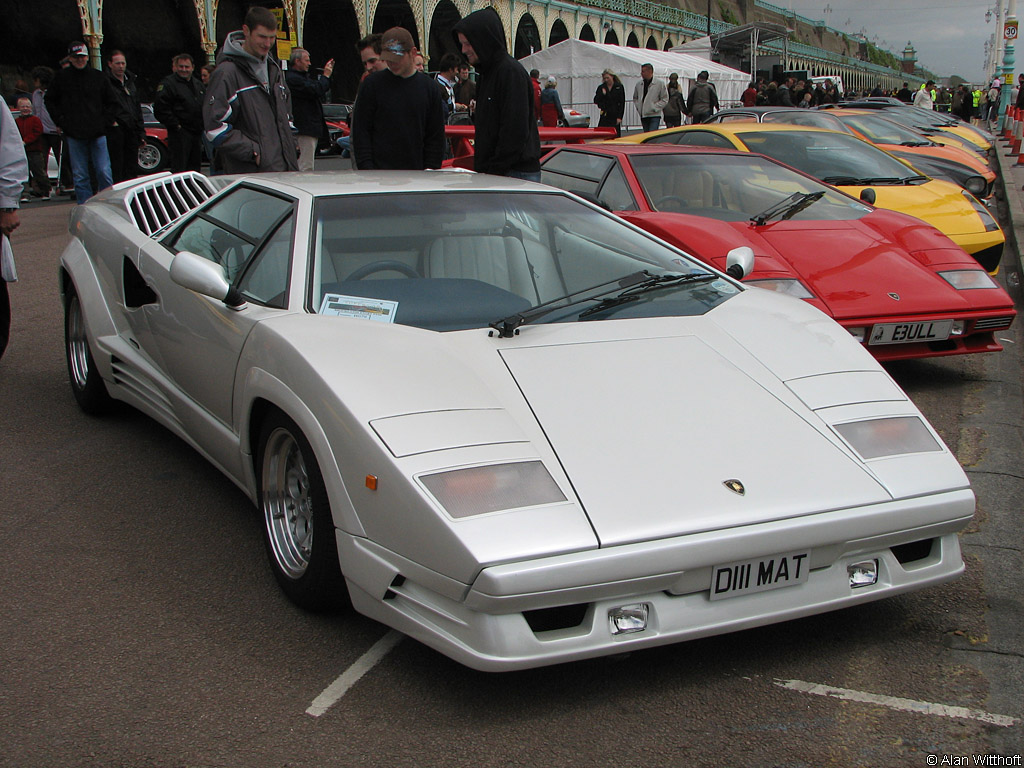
[{"x1": 60, "y1": 170, "x2": 974, "y2": 671}]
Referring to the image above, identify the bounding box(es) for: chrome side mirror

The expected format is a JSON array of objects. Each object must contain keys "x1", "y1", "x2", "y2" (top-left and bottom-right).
[
  {"x1": 169, "y1": 251, "x2": 247, "y2": 310},
  {"x1": 725, "y1": 246, "x2": 755, "y2": 280}
]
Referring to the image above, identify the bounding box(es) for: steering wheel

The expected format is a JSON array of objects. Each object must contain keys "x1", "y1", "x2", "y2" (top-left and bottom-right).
[
  {"x1": 344, "y1": 260, "x2": 420, "y2": 281},
  {"x1": 655, "y1": 196, "x2": 690, "y2": 212}
]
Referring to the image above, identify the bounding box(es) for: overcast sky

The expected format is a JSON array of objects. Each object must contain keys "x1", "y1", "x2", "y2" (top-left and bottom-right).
[{"x1": 786, "y1": 1, "x2": 1009, "y2": 84}]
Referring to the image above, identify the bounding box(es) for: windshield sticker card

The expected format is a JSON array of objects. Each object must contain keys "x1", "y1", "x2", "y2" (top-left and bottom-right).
[{"x1": 319, "y1": 294, "x2": 398, "y2": 322}]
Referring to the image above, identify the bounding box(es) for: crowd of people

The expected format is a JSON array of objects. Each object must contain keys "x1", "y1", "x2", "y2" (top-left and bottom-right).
[{"x1": 7, "y1": 5, "x2": 1024, "y2": 365}]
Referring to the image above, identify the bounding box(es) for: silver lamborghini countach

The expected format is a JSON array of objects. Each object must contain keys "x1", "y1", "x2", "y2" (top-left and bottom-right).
[{"x1": 59, "y1": 170, "x2": 974, "y2": 671}]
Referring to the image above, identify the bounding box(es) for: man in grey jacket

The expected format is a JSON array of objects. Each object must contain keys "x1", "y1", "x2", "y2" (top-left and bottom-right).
[
  {"x1": 633, "y1": 63, "x2": 668, "y2": 133},
  {"x1": 203, "y1": 6, "x2": 298, "y2": 173}
]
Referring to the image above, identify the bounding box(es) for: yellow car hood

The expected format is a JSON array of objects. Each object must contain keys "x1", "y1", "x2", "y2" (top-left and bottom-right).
[{"x1": 835, "y1": 179, "x2": 987, "y2": 238}]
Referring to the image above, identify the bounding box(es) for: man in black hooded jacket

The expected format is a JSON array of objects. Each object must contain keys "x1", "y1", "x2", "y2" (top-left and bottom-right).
[{"x1": 452, "y1": 8, "x2": 540, "y2": 179}]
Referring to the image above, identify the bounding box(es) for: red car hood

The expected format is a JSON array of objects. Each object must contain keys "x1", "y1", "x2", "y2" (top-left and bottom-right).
[{"x1": 624, "y1": 209, "x2": 1005, "y2": 322}]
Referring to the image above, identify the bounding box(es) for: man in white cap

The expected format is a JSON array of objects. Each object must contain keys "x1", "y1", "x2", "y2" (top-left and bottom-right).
[
  {"x1": 351, "y1": 26, "x2": 445, "y2": 170},
  {"x1": 44, "y1": 41, "x2": 118, "y2": 203}
]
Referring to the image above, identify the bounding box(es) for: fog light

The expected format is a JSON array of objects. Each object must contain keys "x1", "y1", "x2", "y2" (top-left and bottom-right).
[
  {"x1": 951, "y1": 320, "x2": 965, "y2": 337},
  {"x1": 609, "y1": 603, "x2": 649, "y2": 635},
  {"x1": 848, "y1": 560, "x2": 879, "y2": 588},
  {"x1": 848, "y1": 326, "x2": 867, "y2": 343}
]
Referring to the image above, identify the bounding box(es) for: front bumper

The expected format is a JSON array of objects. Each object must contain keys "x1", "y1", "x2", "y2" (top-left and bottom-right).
[{"x1": 337, "y1": 488, "x2": 974, "y2": 671}]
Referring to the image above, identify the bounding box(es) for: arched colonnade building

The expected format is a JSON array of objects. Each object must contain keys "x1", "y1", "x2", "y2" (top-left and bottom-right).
[{"x1": 63, "y1": 0, "x2": 920, "y2": 104}]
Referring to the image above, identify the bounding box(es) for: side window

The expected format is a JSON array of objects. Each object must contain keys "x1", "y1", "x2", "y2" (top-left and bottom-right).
[
  {"x1": 597, "y1": 165, "x2": 638, "y2": 211},
  {"x1": 540, "y1": 150, "x2": 618, "y2": 206},
  {"x1": 166, "y1": 186, "x2": 294, "y2": 284},
  {"x1": 677, "y1": 131, "x2": 736, "y2": 149},
  {"x1": 541, "y1": 169, "x2": 600, "y2": 199},
  {"x1": 236, "y1": 214, "x2": 294, "y2": 308},
  {"x1": 644, "y1": 133, "x2": 685, "y2": 145}
]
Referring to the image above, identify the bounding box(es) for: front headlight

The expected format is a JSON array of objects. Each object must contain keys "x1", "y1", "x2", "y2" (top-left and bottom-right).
[
  {"x1": 964, "y1": 175, "x2": 987, "y2": 197},
  {"x1": 420, "y1": 461, "x2": 567, "y2": 519},
  {"x1": 834, "y1": 416, "x2": 942, "y2": 460},
  {"x1": 747, "y1": 279, "x2": 815, "y2": 299},
  {"x1": 939, "y1": 269, "x2": 999, "y2": 290}
]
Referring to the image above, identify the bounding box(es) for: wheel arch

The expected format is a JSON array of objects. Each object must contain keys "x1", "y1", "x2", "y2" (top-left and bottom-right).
[{"x1": 239, "y1": 370, "x2": 366, "y2": 538}]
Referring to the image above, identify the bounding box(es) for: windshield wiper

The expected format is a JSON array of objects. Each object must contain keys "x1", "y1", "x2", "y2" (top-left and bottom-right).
[
  {"x1": 820, "y1": 175, "x2": 863, "y2": 185},
  {"x1": 488, "y1": 270, "x2": 714, "y2": 337},
  {"x1": 750, "y1": 191, "x2": 826, "y2": 226},
  {"x1": 577, "y1": 272, "x2": 719, "y2": 319}
]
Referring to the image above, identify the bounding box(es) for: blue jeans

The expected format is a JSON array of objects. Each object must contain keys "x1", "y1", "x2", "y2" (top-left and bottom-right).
[
  {"x1": 641, "y1": 116, "x2": 661, "y2": 132},
  {"x1": 66, "y1": 136, "x2": 113, "y2": 204}
]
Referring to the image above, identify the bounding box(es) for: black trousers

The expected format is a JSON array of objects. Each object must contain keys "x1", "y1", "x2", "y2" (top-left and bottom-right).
[
  {"x1": 168, "y1": 129, "x2": 202, "y2": 172},
  {"x1": 105, "y1": 124, "x2": 139, "y2": 183}
]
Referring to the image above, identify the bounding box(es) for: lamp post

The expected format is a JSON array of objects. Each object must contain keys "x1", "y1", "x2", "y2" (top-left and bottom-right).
[{"x1": 999, "y1": 0, "x2": 1017, "y2": 132}]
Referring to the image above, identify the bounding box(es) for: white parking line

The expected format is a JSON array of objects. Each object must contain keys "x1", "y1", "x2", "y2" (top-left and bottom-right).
[
  {"x1": 306, "y1": 630, "x2": 404, "y2": 717},
  {"x1": 775, "y1": 679, "x2": 1020, "y2": 727}
]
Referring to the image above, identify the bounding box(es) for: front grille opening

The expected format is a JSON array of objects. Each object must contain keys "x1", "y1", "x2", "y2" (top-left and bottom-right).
[
  {"x1": 971, "y1": 243, "x2": 1003, "y2": 273},
  {"x1": 524, "y1": 603, "x2": 589, "y2": 633},
  {"x1": 891, "y1": 538, "x2": 935, "y2": 564},
  {"x1": 927, "y1": 340, "x2": 959, "y2": 352}
]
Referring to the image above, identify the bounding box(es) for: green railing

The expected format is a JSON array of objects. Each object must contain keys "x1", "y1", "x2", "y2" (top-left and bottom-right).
[{"x1": 576, "y1": 0, "x2": 732, "y2": 34}]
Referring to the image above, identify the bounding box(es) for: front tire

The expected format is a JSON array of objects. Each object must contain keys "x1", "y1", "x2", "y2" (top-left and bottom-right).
[
  {"x1": 257, "y1": 412, "x2": 347, "y2": 611},
  {"x1": 64, "y1": 284, "x2": 112, "y2": 415}
]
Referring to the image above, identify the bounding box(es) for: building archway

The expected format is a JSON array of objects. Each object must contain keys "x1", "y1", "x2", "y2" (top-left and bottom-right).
[
  {"x1": 549, "y1": 18, "x2": 569, "y2": 47},
  {"x1": 303, "y1": 0, "x2": 361, "y2": 101},
  {"x1": 514, "y1": 14, "x2": 542, "y2": 59},
  {"x1": 580, "y1": 24, "x2": 596, "y2": 42},
  {"x1": 104, "y1": 0, "x2": 203, "y2": 101},
  {"x1": 428, "y1": 0, "x2": 462, "y2": 69},
  {"x1": 663, "y1": 37, "x2": 673, "y2": 50},
  {"x1": 646, "y1": 35, "x2": 658, "y2": 49},
  {"x1": 604, "y1": 29, "x2": 619, "y2": 45},
  {"x1": 626, "y1": 31, "x2": 639, "y2": 48},
  {"x1": 371, "y1": 0, "x2": 417, "y2": 44}
]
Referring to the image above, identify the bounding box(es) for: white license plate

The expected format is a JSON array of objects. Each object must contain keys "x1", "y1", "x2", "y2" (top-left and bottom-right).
[
  {"x1": 868, "y1": 320, "x2": 953, "y2": 345},
  {"x1": 709, "y1": 551, "x2": 810, "y2": 601}
]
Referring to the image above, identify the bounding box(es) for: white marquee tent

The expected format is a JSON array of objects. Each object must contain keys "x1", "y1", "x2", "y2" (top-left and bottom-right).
[{"x1": 518, "y1": 39, "x2": 750, "y2": 127}]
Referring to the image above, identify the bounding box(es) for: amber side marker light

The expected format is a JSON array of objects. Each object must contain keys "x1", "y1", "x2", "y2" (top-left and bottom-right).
[{"x1": 366, "y1": 475, "x2": 378, "y2": 491}]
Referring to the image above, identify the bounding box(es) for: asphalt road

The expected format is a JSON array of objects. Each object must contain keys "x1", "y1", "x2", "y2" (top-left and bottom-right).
[{"x1": 0, "y1": 169, "x2": 1021, "y2": 767}]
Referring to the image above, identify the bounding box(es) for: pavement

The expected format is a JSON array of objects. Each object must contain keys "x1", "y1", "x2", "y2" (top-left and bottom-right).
[{"x1": 958, "y1": 124, "x2": 1024, "y2": 757}]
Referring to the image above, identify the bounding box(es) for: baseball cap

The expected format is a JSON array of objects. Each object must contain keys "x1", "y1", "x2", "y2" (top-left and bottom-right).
[
  {"x1": 68, "y1": 42, "x2": 88, "y2": 57},
  {"x1": 381, "y1": 27, "x2": 414, "y2": 63}
]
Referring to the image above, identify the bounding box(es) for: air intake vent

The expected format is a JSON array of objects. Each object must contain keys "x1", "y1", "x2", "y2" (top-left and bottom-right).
[
  {"x1": 974, "y1": 316, "x2": 1014, "y2": 330},
  {"x1": 124, "y1": 172, "x2": 217, "y2": 236}
]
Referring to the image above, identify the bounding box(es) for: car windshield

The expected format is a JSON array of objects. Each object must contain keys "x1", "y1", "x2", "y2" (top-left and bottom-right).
[
  {"x1": 630, "y1": 153, "x2": 870, "y2": 222},
  {"x1": 310, "y1": 191, "x2": 738, "y2": 331},
  {"x1": 740, "y1": 130, "x2": 921, "y2": 184}
]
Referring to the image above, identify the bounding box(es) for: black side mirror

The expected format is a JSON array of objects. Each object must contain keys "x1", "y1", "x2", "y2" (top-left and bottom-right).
[{"x1": 860, "y1": 188, "x2": 876, "y2": 205}]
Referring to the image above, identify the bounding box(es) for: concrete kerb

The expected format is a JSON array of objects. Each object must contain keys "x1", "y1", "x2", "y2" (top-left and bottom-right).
[{"x1": 995, "y1": 137, "x2": 1024, "y2": 276}]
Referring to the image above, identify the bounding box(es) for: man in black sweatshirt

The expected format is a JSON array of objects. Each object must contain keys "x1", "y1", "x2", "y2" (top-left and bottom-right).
[
  {"x1": 452, "y1": 8, "x2": 540, "y2": 179},
  {"x1": 351, "y1": 26, "x2": 444, "y2": 170}
]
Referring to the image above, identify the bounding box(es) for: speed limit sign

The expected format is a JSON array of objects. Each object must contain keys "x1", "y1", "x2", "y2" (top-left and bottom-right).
[{"x1": 1006, "y1": 20, "x2": 1018, "y2": 40}]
